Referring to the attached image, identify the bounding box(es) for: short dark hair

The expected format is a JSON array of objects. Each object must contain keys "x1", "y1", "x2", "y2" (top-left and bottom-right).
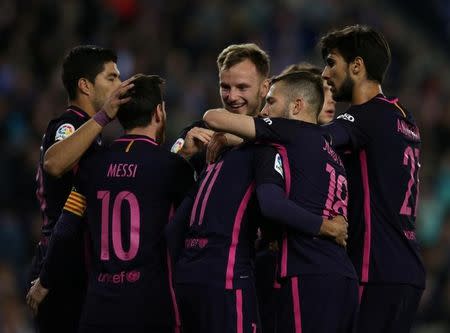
[
  {"x1": 281, "y1": 62, "x2": 321, "y2": 76},
  {"x1": 217, "y1": 43, "x2": 270, "y2": 78},
  {"x1": 117, "y1": 75, "x2": 165, "y2": 130},
  {"x1": 319, "y1": 24, "x2": 391, "y2": 83},
  {"x1": 271, "y1": 71, "x2": 324, "y2": 117},
  {"x1": 62, "y1": 45, "x2": 117, "y2": 100}
]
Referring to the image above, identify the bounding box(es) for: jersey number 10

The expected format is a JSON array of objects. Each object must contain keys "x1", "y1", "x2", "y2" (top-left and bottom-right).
[{"x1": 97, "y1": 191, "x2": 140, "y2": 261}]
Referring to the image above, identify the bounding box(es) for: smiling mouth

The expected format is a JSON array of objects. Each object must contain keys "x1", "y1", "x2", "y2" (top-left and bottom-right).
[{"x1": 228, "y1": 103, "x2": 246, "y2": 110}]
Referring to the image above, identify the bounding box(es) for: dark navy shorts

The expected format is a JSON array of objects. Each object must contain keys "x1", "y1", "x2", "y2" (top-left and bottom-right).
[
  {"x1": 358, "y1": 283, "x2": 423, "y2": 333},
  {"x1": 277, "y1": 274, "x2": 359, "y2": 333},
  {"x1": 255, "y1": 246, "x2": 279, "y2": 333},
  {"x1": 29, "y1": 241, "x2": 86, "y2": 333},
  {"x1": 176, "y1": 280, "x2": 261, "y2": 333}
]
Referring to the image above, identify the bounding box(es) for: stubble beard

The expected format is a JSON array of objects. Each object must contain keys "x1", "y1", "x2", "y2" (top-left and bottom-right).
[{"x1": 333, "y1": 73, "x2": 354, "y2": 102}]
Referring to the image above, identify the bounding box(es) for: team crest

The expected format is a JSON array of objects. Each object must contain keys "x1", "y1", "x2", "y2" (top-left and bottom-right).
[
  {"x1": 171, "y1": 138, "x2": 185, "y2": 153},
  {"x1": 55, "y1": 123, "x2": 75, "y2": 141},
  {"x1": 274, "y1": 153, "x2": 284, "y2": 178}
]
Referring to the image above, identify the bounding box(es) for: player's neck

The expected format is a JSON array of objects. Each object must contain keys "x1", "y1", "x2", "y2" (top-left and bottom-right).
[
  {"x1": 351, "y1": 80, "x2": 383, "y2": 106},
  {"x1": 69, "y1": 100, "x2": 96, "y2": 117},
  {"x1": 125, "y1": 127, "x2": 157, "y2": 141},
  {"x1": 296, "y1": 114, "x2": 317, "y2": 125}
]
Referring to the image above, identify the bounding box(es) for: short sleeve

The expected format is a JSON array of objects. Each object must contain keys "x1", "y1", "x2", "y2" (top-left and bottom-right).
[
  {"x1": 330, "y1": 111, "x2": 370, "y2": 150},
  {"x1": 253, "y1": 145, "x2": 285, "y2": 190},
  {"x1": 254, "y1": 117, "x2": 296, "y2": 144}
]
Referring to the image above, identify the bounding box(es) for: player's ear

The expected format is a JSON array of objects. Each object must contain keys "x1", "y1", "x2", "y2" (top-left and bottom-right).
[
  {"x1": 350, "y1": 56, "x2": 363, "y2": 78},
  {"x1": 292, "y1": 97, "x2": 304, "y2": 116},
  {"x1": 78, "y1": 78, "x2": 92, "y2": 96},
  {"x1": 260, "y1": 78, "x2": 270, "y2": 98},
  {"x1": 154, "y1": 103, "x2": 163, "y2": 123}
]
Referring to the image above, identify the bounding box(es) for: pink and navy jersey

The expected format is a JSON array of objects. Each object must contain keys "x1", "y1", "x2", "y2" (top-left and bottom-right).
[
  {"x1": 253, "y1": 117, "x2": 357, "y2": 279},
  {"x1": 175, "y1": 143, "x2": 284, "y2": 290},
  {"x1": 73, "y1": 134, "x2": 194, "y2": 327},
  {"x1": 35, "y1": 105, "x2": 101, "y2": 238},
  {"x1": 323, "y1": 94, "x2": 425, "y2": 288}
]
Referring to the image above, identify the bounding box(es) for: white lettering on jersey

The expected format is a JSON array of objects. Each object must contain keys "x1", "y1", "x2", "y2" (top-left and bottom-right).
[
  {"x1": 337, "y1": 113, "x2": 355, "y2": 122},
  {"x1": 263, "y1": 117, "x2": 273, "y2": 125}
]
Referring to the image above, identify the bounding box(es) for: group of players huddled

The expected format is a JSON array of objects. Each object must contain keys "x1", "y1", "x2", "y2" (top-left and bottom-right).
[{"x1": 26, "y1": 24, "x2": 425, "y2": 333}]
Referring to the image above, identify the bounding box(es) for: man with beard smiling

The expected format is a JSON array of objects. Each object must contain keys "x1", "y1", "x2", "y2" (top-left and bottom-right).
[{"x1": 319, "y1": 24, "x2": 425, "y2": 332}]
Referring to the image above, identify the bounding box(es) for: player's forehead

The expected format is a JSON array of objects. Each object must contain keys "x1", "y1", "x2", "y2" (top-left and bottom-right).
[
  {"x1": 326, "y1": 49, "x2": 345, "y2": 63},
  {"x1": 267, "y1": 82, "x2": 283, "y2": 98},
  {"x1": 219, "y1": 59, "x2": 261, "y2": 86},
  {"x1": 97, "y1": 61, "x2": 120, "y2": 78}
]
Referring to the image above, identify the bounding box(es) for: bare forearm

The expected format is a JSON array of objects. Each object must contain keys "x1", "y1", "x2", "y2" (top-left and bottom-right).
[
  {"x1": 203, "y1": 109, "x2": 256, "y2": 139},
  {"x1": 224, "y1": 133, "x2": 244, "y2": 146},
  {"x1": 44, "y1": 119, "x2": 103, "y2": 176}
]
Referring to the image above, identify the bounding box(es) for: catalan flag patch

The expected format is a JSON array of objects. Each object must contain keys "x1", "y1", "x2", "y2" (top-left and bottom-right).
[{"x1": 63, "y1": 191, "x2": 87, "y2": 217}]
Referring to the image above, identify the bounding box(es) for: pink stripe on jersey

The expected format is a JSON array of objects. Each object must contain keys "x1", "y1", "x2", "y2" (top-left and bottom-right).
[
  {"x1": 198, "y1": 161, "x2": 224, "y2": 225},
  {"x1": 167, "y1": 204, "x2": 181, "y2": 330},
  {"x1": 271, "y1": 144, "x2": 291, "y2": 196},
  {"x1": 271, "y1": 144, "x2": 292, "y2": 278},
  {"x1": 115, "y1": 137, "x2": 158, "y2": 146},
  {"x1": 225, "y1": 183, "x2": 255, "y2": 289},
  {"x1": 376, "y1": 96, "x2": 399, "y2": 104},
  {"x1": 236, "y1": 289, "x2": 243, "y2": 333},
  {"x1": 68, "y1": 108, "x2": 86, "y2": 118},
  {"x1": 359, "y1": 150, "x2": 372, "y2": 283},
  {"x1": 190, "y1": 164, "x2": 214, "y2": 226},
  {"x1": 166, "y1": 249, "x2": 182, "y2": 329},
  {"x1": 358, "y1": 285, "x2": 365, "y2": 304},
  {"x1": 291, "y1": 277, "x2": 302, "y2": 333},
  {"x1": 35, "y1": 166, "x2": 48, "y2": 226},
  {"x1": 280, "y1": 233, "x2": 288, "y2": 277}
]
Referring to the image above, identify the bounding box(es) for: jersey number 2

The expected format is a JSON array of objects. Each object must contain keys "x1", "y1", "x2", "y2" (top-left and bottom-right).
[
  {"x1": 400, "y1": 146, "x2": 420, "y2": 217},
  {"x1": 97, "y1": 191, "x2": 140, "y2": 261}
]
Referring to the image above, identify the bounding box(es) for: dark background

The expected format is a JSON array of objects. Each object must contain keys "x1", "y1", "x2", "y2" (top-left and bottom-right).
[{"x1": 0, "y1": 0, "x2": 449, "y2": 331}]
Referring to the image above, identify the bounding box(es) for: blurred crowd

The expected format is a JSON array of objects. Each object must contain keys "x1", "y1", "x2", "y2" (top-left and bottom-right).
[{"x1": 0, "y1": 0, "x2": 448, "y2": 332}]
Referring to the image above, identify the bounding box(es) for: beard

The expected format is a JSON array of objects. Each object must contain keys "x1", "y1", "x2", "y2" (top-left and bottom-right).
[
  {"x1": 155, "y1": 119, "x2": 166, "y2": 144},
  {"x1": 333, "y1": 73, "x2": 354, "y2": 102}
]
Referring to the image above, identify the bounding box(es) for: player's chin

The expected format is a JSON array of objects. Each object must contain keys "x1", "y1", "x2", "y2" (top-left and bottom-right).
[
  {"x1": 318, "y1": 113, "x2": 334, "y2": 125},
  {"x1": 226, "y1": 105, "x2": 248, "y2": 115}
]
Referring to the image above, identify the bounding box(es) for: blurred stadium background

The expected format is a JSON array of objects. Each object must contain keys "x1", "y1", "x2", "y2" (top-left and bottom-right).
[{"x1": 0, "y1": 0, "x2": 448, "y2": 331}]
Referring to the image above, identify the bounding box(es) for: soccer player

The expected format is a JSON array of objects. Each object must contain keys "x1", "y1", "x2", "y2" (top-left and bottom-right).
[
  {"x1": 203, "y1": 71, "x2": 359, "y2": 332},
  {"x1": 319, "y1": 24, "x2": 425, "y2": 332},
  {"x1": 281, "y1": 62, "x2": 336, "y2": 125},
  {"x1": 171, "y1": 43, "x2": 270, "y2": 173},
  {"x1": 29, "y1": 45, "x2": 130, "y2": 333},
  {"x1": 27, "y1": 75, "x2": 194, "y2": 333}
]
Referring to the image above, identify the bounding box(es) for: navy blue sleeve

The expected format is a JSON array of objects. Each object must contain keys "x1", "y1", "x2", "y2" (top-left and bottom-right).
[
  {"x1": 323, "y1": 111, "x2": 370, "y2": 150},
  {"x1": 171, "y1": 155, "x2": 196, "y2": 208},
  {"x1": 165, "y1": 196, "x2": 194, "y2": 262},
  {"x1": 320, "y1": 121, "x2": 352, "y2": 149},
  {"x1": 253, "y1": 145, "x2": 285, "y2": 189},
  {"x1": 256, "y1": 184, "x2": 323, "y2": 236},
  {"x1": 253, "y1": 145, "x2": 322, "y2": 235},
  {"x1": 254, "y1": 117, "x2": 296, "y2": 144},
  {"x1": 39, "y1": 210, "x2": 84, "y2": 288}
]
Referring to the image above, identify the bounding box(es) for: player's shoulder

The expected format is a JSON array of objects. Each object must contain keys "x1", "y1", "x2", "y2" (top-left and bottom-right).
[
  {"x1": 47, "y1": 107, "x2": 89, "y2": 140},
  {"x1": 169, "y1": 119, "x2": 207, "y2": 153}
]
